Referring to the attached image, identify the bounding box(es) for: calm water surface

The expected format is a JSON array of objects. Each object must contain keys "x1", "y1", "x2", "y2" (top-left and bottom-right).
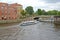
[
  {"x1": 17, "y1": 22, "x2": 60, "y2": 40},
  {"x1": 0, "y1": 22, "x2": 60, "y2": 40}
]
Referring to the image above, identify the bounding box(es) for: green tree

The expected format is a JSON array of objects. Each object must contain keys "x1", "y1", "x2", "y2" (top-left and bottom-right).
[
  {"x1": 25, "y1": 6, "x2": 34, "y2": 15},
  {"x1": 21, "y1": 10, "x2": 27, "y2": 17},
  {"x1": 41, "y1": 10, "x2": 47, "y2": 15},
  {"x1": 58, "y1": 11, "x2": 60, "y2": 15},
  {"x1": 47, "y1": 10, "x2": 58, "y2": 15},
  {"x1": 36, "y1": 9, "x2": 42, "y2": 15},
  {"x1": 52, "y1": 10, "x2": 58, "y2": 15},
  {"x1": 47, "y1": 11, "x2": 52, "y2": 15}
]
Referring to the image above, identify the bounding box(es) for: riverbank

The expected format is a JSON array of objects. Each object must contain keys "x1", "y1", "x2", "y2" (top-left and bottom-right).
[
  {"x1": 0, "y1": 16, "x2": 34, "y2": 27},
  {"x1": 0, "y1": 15, "x2": 54, "y2": 27}
]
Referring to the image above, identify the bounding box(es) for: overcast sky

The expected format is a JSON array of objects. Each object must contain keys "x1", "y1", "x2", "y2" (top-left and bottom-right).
[{"x1": 0, "y1": 0, "x2": 60, "y2": 11}]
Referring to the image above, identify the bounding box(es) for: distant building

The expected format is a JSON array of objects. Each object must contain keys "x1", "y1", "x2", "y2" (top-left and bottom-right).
[{"x1": 0, "y1": 2, "x2": 22, "y2": 20}]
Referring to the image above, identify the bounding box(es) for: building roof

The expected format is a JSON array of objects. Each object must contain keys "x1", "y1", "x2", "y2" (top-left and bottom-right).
[
  {"x1": 0, "y1": 2, "x2": 22, "y2": 6},
  {"x1": 10, "y1": 3, "x2": 22, "y2": 6},
  {"x1": 0, "y1": 2, "x2": 8, "y2": 4}
]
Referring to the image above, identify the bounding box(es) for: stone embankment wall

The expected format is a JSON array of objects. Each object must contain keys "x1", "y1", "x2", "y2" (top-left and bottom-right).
[
  {"x1": 0, "y1": 15, "x2": 54, "y2": 24},
  {"x1": 0, "y1": 17, "x2": 34, "y2": 24}
]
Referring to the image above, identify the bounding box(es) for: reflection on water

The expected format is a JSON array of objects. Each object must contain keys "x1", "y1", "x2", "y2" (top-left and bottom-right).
[
  {"x1": 54, "y1": 24, "x2": 60, "y2": 32},
  {"x1": 0, "y1": 22, "x2": 60, "y2": 40},
  {"x1": 18, "y1": 22, "x2": 60, "y2": 40}
]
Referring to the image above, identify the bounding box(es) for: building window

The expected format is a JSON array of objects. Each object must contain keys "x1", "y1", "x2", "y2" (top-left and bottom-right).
[
  {"x1": 5, "y1": 7, "x2": 7, "y2": 9},
  {"x1": 1, "y1": 7, "x2": 4, "y2": 9},
  {"x1": 3, "y1": 4, "x2": 5, "y2": 6},
  {"x1": 5, "y1": 11, "x2": 7, "y2": 13},
  {"x1": 8, "y1": 5, "x2": 10, "y2": 6},
  {"x1": 1, "y1": 7, "x2": 4, "y2": 15}
]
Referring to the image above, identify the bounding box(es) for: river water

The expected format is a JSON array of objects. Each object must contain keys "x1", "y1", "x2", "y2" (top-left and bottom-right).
[
  {"x1": 16, "y1": 22, "x2": 60, "y2": 40},
  {"x1": 0, "y1": 22, "x2": 60, "y2": 40}
]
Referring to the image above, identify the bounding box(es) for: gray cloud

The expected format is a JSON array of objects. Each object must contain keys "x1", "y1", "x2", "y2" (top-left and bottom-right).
[
  {"x1": 0, "y1": 0, "x2": 60, "y2": 11},
  {"x1": 39, "y1": 0, "x2": 60, "y2": 3}
]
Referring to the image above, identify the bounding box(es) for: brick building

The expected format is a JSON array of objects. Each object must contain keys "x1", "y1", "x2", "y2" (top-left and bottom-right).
[{"x1": 0, "y1": 2, "x2": 22, "y2": 20}]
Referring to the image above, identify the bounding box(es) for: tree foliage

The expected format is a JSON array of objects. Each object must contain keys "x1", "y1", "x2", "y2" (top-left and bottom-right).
[
  {"x1": 21, "y1": 10, "x2": 27, "y2": 16},
  {"x1": 21, "y1": 6, "x2": 60, "y2": 16},
  {"x1": 25, "y1": 6, "x2": 34, "y2": 15},
  {"x1": 36, "y1": 9, "x2": 59, "y2": 15},
  {"x1": 41, "y1": 10, "x2": 48, "y2": 15},
  {"x1": 47, "y1": 10, "x2": 58, "y2": 15},
  {"x1": 36, "y1": 9, "x2": 42, "y2": 15},
  {"x1": 58, "y1": 11, "x2": 60, "y2": 15}
]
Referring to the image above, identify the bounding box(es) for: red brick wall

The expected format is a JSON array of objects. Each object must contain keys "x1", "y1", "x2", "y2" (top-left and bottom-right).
[{"x1": 0, "y1": 2, "x2": 22, "y2": 20}]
